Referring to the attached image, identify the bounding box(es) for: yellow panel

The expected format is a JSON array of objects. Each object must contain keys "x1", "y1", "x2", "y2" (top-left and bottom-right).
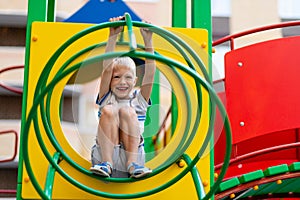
[
  {"x1": 22, "y1": 22, "x2": 211, "y2": 199},
  {"x1": 150, "y1": 27, "x2": 211, "y2": 193}
]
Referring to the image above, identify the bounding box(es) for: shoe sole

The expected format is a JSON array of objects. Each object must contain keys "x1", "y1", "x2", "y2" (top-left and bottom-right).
[
  {"x1": 90, "y1": 167, "x2": 110, "y2": 177},
  {"x1": 130, "y1": 170, "x2": 152, "y2": 178}
]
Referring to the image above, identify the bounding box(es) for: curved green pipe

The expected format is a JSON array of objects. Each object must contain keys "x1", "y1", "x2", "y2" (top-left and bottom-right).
[
  {"x1": 23, "y1": 50, "x2": 231, "y2": 199},
  {"x1": 124, "y1": 12, "x2": 137, "y2": 50},
  {"x1": 44, "y1": 52, "x2": 192, "y2": 178},
  {"x1": 38, "y1": 38, "x2": 193, "y2": 178},
  {"x1": 31, "y1": 21, "x2": 225, "y2": 198},
  {"x1": 35, "y1": 20, "x2": 204, "y2": 177},
  {"x1": 44, "y1": 152, "x2": 60, "y2": 199},
  {"x1": 33, "y1": 40, "x2": 190, "y2": 182},
  {"x1": 23, "y1": 51, "x2": 192, "y2": 199},
  {"x1": 22, "y1": 20, "x2": 231, "y2": 200},
  {"x1": 41, "y1": 36, "x2": 201, "y2": 175},
  {"x1": 182, "y1": 154, "x2": 206, "y2": 199}
]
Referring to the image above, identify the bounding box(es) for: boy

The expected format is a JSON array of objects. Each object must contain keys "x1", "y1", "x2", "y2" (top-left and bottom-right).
[{"x1": 90, "y1": 16, "x2": 156, "y2": 178}]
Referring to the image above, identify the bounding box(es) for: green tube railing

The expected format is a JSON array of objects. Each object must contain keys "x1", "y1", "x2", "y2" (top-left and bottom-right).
[
  {"x1": 25, "y1": 52, "x2": 190, "y2": 198},
  {"x1": 182, "y1": 154, "x2": 206, "y2": 199},
  {"x1": 24, "y1": 52, "x2": 230, "y2": 200},
  {"x1": 40, "y1": 21, "x2": 204, "y2": 176},
  {"x1": 22, "y1": 18, "x2": 232, "y2": 200},
  {"x1": 25, "y1": 51, "x2": 230, "y2": 199},
  {"x1": 124, "y1": 12, "x2": 137, "y2": 50},
  {"x1": 34, "y1": 19, "x2": 198, "y2": 180},
  {"x1": 44, "y1": 152, "x2": 60, "y2": 199},
  {"x1": 44, "y1": 51, "x2": 192, "y2": 178}
]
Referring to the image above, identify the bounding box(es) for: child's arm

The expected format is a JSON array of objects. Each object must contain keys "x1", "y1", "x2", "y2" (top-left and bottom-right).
[
  {"x1": 140, "y1": 27, "x2": 156, "y2": 102},
  {"x1": 99, "y1": 17, "x2": 124, "y2": 99}
]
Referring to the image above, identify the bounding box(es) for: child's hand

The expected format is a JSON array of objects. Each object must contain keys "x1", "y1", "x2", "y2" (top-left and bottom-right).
[
  {"x1": 140, "y1": 21, "x2": 153, "y2": 48},
  {"x1": 109, "y1": 16, "x2": 124, "y2": 36}
]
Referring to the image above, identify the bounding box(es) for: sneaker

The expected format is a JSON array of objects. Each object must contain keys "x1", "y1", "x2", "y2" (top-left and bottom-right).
[
  {"x1": 127, "y1": 162, "x2": 152, "y2": 178},
  {"x1": 90, "y1": 161, "x2": 112, "y2": 177}
]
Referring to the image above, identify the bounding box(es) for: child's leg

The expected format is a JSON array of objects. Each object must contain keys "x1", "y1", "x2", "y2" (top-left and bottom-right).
[
  {"x1": 97, "y1": 105, "x2": 119, "y2": 168},
  {"x1": 119, "y1": 106, "x2": 140, "y2": 167}
]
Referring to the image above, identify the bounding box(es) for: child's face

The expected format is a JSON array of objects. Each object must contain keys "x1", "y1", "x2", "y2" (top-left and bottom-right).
[{"x1": 110, "y1": 65, "x2": 137, "y2": 99}]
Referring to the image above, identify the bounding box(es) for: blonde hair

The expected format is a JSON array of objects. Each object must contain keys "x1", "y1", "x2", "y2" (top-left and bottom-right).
[{"x1": 112, "y1": 57, "x2": 136, "y2": 76}]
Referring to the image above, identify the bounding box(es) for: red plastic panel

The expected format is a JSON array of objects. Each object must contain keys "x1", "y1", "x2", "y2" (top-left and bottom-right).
[
  {"x1": 236, "y1": 129, "x2": 298, "y2": 160},
  {"x1": 225, "y1": 36, "x2": 300, "y2": 144}
]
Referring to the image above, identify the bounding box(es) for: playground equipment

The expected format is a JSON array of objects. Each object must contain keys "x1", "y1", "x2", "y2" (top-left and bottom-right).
[
  {"x1": 13, "y1": 0, "x2": 300, "y2": 199},
  {"x1": 17, "y1": 0, "x2": 232, "y2": 199},
  {"x1": 213, "y1": 21, "x2": 300, "y2": 199}
]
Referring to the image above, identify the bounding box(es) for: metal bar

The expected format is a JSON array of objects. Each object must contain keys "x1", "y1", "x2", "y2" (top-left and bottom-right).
[
  {"x1": 215, "y1": 141, "x2": 300, "y2": 170},
  {"x1": 172, "y1": 0, "x2": 187, "y2": 27},
  {"x1": 44, "y1": 152, "x2": 61, "y2": 199},
  {"x1": 171, "y1": 0, "x2": 187, "y2": 135},
  {"x1": 47, "y1": 0, "x2": 56, "y2": 22},
  {"x1": 183, "y1": 154, "x2": 206, "y2": 199},
  {"x1": 124, "y1": 12, "x2": 137, "y2": 50},
  {"x1": 213, "y1": 20, "x2": 300, "y2": 48},
  {"x1": 0, "y1": 65, "x2": 24, "y2": 94},
  {"x1": 18, "y1": 0, "x2": 49, "y2": 199}
]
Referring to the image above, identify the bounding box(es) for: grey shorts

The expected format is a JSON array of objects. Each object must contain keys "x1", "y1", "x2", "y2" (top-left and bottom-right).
[{"x1": 91, "y1": 141, "x2": 145, "y2": 173}]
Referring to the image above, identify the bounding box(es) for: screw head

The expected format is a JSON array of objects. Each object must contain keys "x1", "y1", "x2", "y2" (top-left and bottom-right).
[
  {"x1": 214, "y1": 172, "x2": 218, "y2": 178},
  {"x1": 32, "y1": 36, "x2": 38, "y2": 42},
  {"x1": 177, "y1": 159, "x2": 185, "y2": 168},
  {"x1": 24, "y1": 177, "x2": 30, "y2": 183},
  {"x1": 253, "y1": 185, "x2": 259, "y2": 190},
  {"x1": 202, "y1": 180, "x2": 209, "y2": 187}
]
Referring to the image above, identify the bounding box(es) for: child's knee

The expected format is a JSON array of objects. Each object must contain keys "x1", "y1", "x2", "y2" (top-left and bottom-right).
[
  {"x1": 101, "y1": 105, "x2": 116, "y2": 119},
  {"x1": 119, "y1": 106, "x2": 137, "y2": 120}
]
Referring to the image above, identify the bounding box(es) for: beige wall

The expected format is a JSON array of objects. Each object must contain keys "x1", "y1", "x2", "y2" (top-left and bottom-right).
[
  {"x1": 126, "y1": 0, "x2": 171, "y2": 26},
  {"x1": 0, "y1": 121, "x2": 20, "y2": 161},
  {"x1": 231, "y1": 0, "x2": 282, "y2": 48},
  {"x1": 0, "y1": 0, "x2": 87, "y2": 16},
  {"x1": 0, "y1": 47, "x2": 24, "y2": 84},
  {"x1": 0, "y1": 0, "x2": 170, "y2": 25},
  {"x1": 0, "y1": 0, "x2": 27, "y2": 11}
]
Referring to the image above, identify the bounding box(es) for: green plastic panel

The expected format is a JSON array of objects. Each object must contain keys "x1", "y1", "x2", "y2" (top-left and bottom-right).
[
  {"x1": 264, "y1": 164, "x2": 289, "y2": 176},
  {"x1": 218, "y1": 177, "x2": 240, "y2": 192},
  {"x1": 239, "y1": 170, "x2": 264, "y2": 183},
  {"x1": 289, "y1": 162, "x2": 300, "y2": 172},
  {"x1": 273, "y1": 177, "x2": 300, "y2": 193}
]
